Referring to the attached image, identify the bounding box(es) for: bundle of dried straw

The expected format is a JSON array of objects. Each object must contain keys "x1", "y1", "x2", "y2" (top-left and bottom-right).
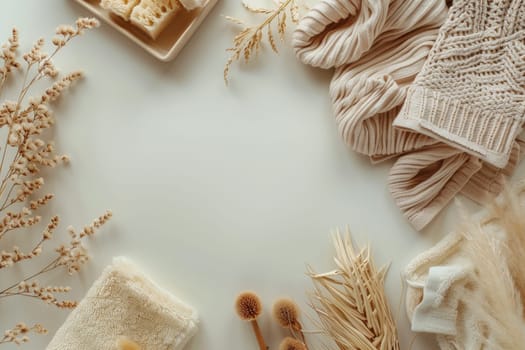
[{"x1": 308, "y1": 231, "x2": 399, "y2": 350}]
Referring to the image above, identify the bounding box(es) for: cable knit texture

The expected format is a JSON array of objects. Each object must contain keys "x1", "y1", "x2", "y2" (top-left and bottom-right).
[
  {"x1": 46, "y1": 258, "x2": 198, "y2": 350},
  {"x1": 394, "y1": 0, "x2": 525, "y2": 168}
]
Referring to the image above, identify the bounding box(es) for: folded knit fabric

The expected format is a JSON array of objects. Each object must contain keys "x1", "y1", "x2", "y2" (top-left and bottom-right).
[
  {"x1": 46, "y1": 257, "x2": 198, "y2": 350},
  {"x1": 389, "y1": 144, "x2": 482, "y2": 230},
  {"x1": 389, "y1": 140, "x2": 523, "y2": 229},
  {"x1": 394, "y1": 0, "x2": 525, "y2": 168},
  {"x1": 405, "y1": 189, "x2": 525, "y2": 348},
  {"x1": 461, "y1": 138, "x2": 525, "y2": 203},
  {"x1": 293, "y1": 0, "x2": 525, "y2": 231},
  {"x1": 293, "y1": 0, "x2": 447, "y2": 158}
]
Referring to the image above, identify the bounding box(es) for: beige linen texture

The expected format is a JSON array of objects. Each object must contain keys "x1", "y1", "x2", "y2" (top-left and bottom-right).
[{"x1": 46, "y1": 257, "x2": 198, "y2": 350}]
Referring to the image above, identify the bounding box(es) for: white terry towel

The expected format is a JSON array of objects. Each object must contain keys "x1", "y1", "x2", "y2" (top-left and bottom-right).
[{"x1": 46, "y1": 257, "x2": 198, "y2": 350}]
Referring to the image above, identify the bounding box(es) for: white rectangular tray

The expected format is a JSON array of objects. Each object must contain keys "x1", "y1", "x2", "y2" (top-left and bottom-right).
[{"x1": 72, "y1": 0, "x2": 218, "y2": 61}]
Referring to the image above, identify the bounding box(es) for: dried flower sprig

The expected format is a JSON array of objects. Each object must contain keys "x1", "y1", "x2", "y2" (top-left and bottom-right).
[
  {"x1": 0, "y1": 323, "x2": 47, "y2": 345},
  {"x1": 223, "y1": 0, "x2": 300, "y2": 84},
  {"x1": 0, "y1": 29, "x2": 20, "y2": 98},
  {"x1": 235, "y1": 291, "x2": 268, "y2": 350},
  {"x1": 0, "y1": 18, "x2": 112, "y2": 346},
  {"x1": 307, "y1": 230, "x2": 400, "y2": 350},
  {"x1": 0, "y1": 211, "x2": 113, "y2": 305}
]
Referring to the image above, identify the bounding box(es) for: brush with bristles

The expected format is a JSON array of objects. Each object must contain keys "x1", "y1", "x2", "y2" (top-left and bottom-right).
[
  {"x1": 273, "y1": 298, "x2": 307, "y2": 347},
  {"x1": 279, "y1": 336, "x2": 307, "y2": 350},
  {"x1": 235, "y1": 291, "x2": 268, "y2": 350}
]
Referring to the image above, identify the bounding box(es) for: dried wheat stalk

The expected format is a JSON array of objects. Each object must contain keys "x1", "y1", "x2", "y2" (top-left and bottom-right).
[
  {"x1": 223, "y1": 0, "x2": 300, "y2": 84},
  {"x1": 0, "y1": 18, "x2": 111, "y2": 346},
  {"x1": 307, "y1": 230, "x2": 400, "y2": 350}
]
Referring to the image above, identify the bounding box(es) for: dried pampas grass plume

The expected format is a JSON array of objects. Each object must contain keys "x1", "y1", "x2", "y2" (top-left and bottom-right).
[
  {"x1": 279, "y1": 336, "x2": 306, "y2": 350},
  {"x1": 235, "y1": 291, "x2": 267, "y2": 350},
  {"x1": 307, "y1": 230, "x2": 400, "y2": 350},
  {"x1": 460, "y1": 223, "x2": 525, "y2": 348},
  {"x1": 453, "y1": 181, "x2": 525, "y2": 347},
  {"x1": 481, "y1": 181, "x2": 525, "y2": 312}
]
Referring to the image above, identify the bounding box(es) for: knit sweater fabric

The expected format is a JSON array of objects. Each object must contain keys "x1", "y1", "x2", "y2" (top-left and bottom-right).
[
  {"x1": 394, "y1": 0, "x2": 525, "y2": 169},
  {"x1": 389, "y1": 140, "x2": 523, "y2": 230},
  {"x1": 293, "y1": 0, "x2": 525, "y2": 230},
  {"x1": 294, "y1": 0, "x2": 446, "y2": 158},
  {"x1": 46, "y1": 257, "x2": 198, "y2": 350}
]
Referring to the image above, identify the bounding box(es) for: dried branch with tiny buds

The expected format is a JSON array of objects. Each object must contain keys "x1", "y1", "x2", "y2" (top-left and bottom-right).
[{"x1": 0, "y1": 18, "x2": 112, "y2": 346}]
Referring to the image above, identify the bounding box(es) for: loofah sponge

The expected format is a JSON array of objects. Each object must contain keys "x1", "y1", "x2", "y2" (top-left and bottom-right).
[
  {"x1": 130, "y1": 0, "x2": 181, "y2": 39},
  {"x1": 46, "y1": 257, "x2": 198, "y2": 350},
  {"x1": 100, "y1": 0, "x2": 141, "y2": 21}
]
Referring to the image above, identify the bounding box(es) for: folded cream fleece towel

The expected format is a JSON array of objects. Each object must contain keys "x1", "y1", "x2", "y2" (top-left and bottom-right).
[{"x1": 46, "y1": 257, "x2": 198, "y2": 350}]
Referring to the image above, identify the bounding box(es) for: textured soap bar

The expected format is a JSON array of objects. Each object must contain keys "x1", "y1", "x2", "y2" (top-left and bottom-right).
[
  {"x1": 100, "y1": 0, "x2": 141, "y2": 20},
  {"x1": 178, "y1": 0, "x2": 205, "y2": 10},
  {"x1": 46, "y1": 257, "x2": 198, "y2": 350},
  {"x1": 130, "y1": 0, "x2": 181, "y2": 39}
]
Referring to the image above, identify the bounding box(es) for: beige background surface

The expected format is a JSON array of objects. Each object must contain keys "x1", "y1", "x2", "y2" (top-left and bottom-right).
[{"x1": 1, "y1": 1, "x2": 515, "y2": 349}]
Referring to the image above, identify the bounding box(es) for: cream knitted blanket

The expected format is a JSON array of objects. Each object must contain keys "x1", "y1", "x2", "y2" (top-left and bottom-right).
[{"x1": 46, "y1": 257, "x2": 198, "y2": 350}]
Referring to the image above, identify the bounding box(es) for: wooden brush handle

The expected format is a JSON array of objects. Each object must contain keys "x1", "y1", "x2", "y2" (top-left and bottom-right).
[
  {"x1": 251, "y1": 320, "x2": 268, "y2": 350},
  {"x1": 291, "y1": 322, "x2": 308, "y2": 350}
]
